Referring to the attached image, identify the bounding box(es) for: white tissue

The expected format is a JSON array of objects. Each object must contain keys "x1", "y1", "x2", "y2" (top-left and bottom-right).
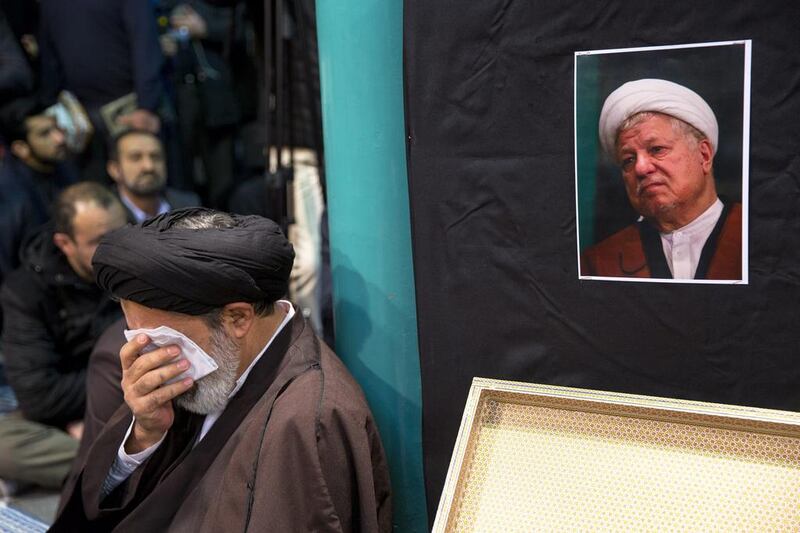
[{"x1": 123, "y1": 325, "x2": 219, "y2": 385}]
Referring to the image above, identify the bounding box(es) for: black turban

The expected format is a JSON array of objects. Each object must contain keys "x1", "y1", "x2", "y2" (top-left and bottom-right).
[{"x1": 93, "y1": 208, "x2": 295, "y2": 315}]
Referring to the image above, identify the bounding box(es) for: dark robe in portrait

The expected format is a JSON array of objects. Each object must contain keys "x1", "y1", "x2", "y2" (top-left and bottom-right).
[
  {"x1": 52, "y1": 314, "x2": 392, "y2": 532},
  {"x1": 580, "y1": 203, "x2": 742, "y2": 280}
]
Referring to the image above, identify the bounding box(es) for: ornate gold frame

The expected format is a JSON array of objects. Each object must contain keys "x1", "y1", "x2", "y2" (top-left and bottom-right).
[{"x1": 433, "y1": 378, "x2": 800, "y2": 531}]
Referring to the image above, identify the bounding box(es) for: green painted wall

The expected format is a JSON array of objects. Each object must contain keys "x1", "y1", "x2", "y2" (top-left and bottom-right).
[
  {"x1": 576, "y1": 54, "x2": 601, "y2": 250},
  {"x1": 316, "y1": 1, "x2": 428, "y2": 531}
]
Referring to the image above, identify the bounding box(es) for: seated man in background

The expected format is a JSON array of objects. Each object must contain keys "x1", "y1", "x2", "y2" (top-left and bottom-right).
[
  {"x1": 0, "y1": 182, "x2": 127, "y2": 491},
  {"x1": 107, "y1": 129, "x2": 199, "y2": 223},
  {"x1": 0, "y1": 96, "x2": 77, "y2": 283},
  {"x1": 54, "y1": 208, "x2": 391, "y2": 532}
]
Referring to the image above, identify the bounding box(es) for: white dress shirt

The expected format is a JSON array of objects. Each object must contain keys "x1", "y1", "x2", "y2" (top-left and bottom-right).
[
  {"x1": 102, "y1": 301, "x2": 295, "y2": 497},
  {"x1": 119, "y1": 192, "x2": 171, "y2": 223},
  {"x1": 660, "y1": 198, "x2": 724, "y2": 279}
]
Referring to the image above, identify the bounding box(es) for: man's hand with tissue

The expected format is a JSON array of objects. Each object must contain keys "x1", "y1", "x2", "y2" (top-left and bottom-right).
[{"x1": 120, "y1": 333, "x2": 194, "y2": 454}]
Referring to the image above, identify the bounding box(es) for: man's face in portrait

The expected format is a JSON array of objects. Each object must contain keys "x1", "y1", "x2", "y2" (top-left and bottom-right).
[{"x1": 616, "y1": 113, "x2": 715, "y2": 229}]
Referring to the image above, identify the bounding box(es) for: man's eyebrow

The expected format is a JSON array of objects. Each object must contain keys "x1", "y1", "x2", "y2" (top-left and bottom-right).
[
  {"x1": 616, "y1": 143, "x2": 635, "y2": 154},
  {"x1": 620, "y1": 134, "x2": 667, "y2": 150}
]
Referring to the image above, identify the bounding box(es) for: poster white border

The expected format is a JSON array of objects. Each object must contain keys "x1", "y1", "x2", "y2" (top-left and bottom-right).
[{"x1": 573, "y1": 40, "x2": 751, "y2": 285}]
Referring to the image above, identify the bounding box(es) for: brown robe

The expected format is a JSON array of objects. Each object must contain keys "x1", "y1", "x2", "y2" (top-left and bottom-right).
[
  {"x1": 581, "y1": 203, "x2": 742, "y2": 280},
  {"x1": 77, "y1": 317, "x2": 126, "y2": 457},
  {"x1": 52, "y1": 314, "x2": 392, "y2": 532}
]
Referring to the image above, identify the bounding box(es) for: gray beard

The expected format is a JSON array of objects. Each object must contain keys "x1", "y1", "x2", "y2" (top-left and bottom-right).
[{"x1": 174, "y1": 326, "x2": 240, "y2": 415}]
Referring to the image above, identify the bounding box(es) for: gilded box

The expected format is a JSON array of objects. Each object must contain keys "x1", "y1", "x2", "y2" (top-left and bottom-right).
[{"x1": 433, "y1": 378, "x2": 800, "y2": 531}]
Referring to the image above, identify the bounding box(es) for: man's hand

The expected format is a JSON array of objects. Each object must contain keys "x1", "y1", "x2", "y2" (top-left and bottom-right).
[
  {"x1": 171, "y1": 5, "x2": 208, "y2": 39},
  {"x1": 66, "y1": 420, "x2": 84, "y2": 440},
  {"x1": 120, "y1": 334, "x2": 193, "y2": 454},
  {"x1": 116, "y1": 109, "x2": 161, "y2": 133},
  {"x1": 160, "y1": 34, "x2": 178, "y2": 57}
]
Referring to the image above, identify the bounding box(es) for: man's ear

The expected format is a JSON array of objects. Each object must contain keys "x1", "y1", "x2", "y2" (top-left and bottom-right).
[
  {"x1": 698, "y1": 139, "x2": 714, "y2": 174},
  {"x1": 10, "y1": 140, "x2": 30, "y2": 160},
  {"x1": 107, "y1": 160, "x2": 121, "y2": 183},
  {"x1": 53, "y1": 232, "x2": 74, "y2": 257},
  {"x1": 222, "y1": 302, "x2": 256, "y2": 338}
]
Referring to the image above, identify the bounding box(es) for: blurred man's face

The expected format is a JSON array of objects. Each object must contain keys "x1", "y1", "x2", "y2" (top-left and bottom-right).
[
  {"x1": 24, "y1": 115, "x2": 67, "y2": 165},
  {"x1": 616, "y1": 113, "x2": 715, "y2": 230},
  {"x1": 55, "y1": 202, "x2": 128, "y2": 281},
  {"x1": 110, "y1": 133, "x2": 167, "y2": 196}
]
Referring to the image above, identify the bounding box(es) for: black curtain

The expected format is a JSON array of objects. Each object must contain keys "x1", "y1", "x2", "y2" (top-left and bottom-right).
[{"x1": 403, "y1": 1, "x2": 800, "y2": 523}]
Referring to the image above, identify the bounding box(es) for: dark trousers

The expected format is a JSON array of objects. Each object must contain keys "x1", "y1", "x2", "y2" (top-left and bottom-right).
[{"x1": 175, "y1": 82, "x2": 235, "y2": 209}]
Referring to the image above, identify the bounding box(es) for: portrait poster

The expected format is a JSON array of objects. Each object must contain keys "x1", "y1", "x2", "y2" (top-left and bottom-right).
[
  {"x1": 404, "y1": 1, "x2": 800, "y2": 523},
  {"x1": 575, "y1": 41, "x2": 750, "y2": 284}
]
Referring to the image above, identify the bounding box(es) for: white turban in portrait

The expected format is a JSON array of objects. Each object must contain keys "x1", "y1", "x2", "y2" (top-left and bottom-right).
[{"x1": 598, "y1": 78, "x2": 719, "y2": 159}]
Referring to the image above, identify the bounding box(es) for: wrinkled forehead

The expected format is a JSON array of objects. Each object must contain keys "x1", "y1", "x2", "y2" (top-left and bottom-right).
[
  {"x1": 617, "y1": 111, "x2": 673, "y2": 135},
  {"x1": 615, "y1": 111, "x2": 703, "y2": 153}
]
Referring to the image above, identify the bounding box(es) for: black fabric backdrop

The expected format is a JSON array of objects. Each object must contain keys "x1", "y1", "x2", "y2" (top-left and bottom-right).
[{"x1": 403, "y1": 1, "x2": 800, "y2": 522}]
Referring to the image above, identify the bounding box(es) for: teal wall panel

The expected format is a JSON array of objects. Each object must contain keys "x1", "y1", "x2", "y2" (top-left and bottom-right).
[{"x1": 316, "y1": 1, "x2": 428, "y2": 530}]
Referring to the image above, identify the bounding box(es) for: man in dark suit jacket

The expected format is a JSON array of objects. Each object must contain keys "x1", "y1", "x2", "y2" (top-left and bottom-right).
[
  {"x1": 580, "y1": 79, "x2": 742, "y2": 281},
  {"x1": 107, "y1": 129, "x2": 200, "y2": 222}
]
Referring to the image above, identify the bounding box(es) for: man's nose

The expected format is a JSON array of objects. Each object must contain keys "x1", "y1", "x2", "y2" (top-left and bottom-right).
[
  {"x1": 634, "y1": 152, "x2": 655, "y2": 178},
  {"x1": 53, "y1": 128, "x2": 66, "y2": 145},
  {"x1": 141, "y1": 156, "x2": 155, "y2": 171}
]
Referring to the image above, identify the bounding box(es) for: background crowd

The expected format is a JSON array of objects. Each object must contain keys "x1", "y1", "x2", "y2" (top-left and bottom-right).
[{"x1": 0, "y1": 0, "x2": 330, "y2": 508}]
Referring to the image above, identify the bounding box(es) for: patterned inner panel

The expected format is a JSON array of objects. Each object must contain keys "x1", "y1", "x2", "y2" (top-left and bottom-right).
[{"x1": 449, "y1": 396, "x2": 800, "y2": 532}]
